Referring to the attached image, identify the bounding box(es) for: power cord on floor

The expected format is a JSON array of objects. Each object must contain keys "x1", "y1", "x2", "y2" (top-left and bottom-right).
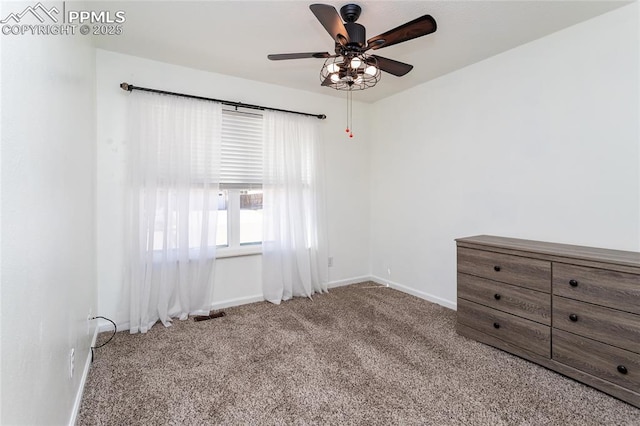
[{"x1": 90, "y1": 316, "x2": 117, "y2": 362}]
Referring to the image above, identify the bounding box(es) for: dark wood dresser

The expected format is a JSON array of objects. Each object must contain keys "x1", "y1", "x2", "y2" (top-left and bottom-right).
[{"x1": 456, "y1": 235, "x2": 640, "y2": 408}]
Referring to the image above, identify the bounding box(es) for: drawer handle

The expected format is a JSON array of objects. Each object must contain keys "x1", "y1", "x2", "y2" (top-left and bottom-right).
[
  {"x1": 569, "y1": 314, "x2": 578, "y2": 322},
  {"x1": 493, "y1": 322, "x2": 500, "y2": 329},
  {"x1": 569, "y1": 279, "x2": 578, "y2": 287},
  {"x1": 494, "y1": 266, "x2": 501, "y2": 272},
  {"x1": 494, "y1": 293, "x2": 501, "y2": 300},
  {"x1": 617, "y1": 365, "x2": 628, "y2": 375}
]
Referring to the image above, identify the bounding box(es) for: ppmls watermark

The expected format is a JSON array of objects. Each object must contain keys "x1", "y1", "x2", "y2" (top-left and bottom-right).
[{"x1": 1, "y1": 2, "x2": 126, "y2": 36}]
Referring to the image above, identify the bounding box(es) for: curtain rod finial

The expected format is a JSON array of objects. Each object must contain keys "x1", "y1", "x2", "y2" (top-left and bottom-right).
[
  {"x1": 120, "y1": 82, "x2": 131, "y2": 91},
  {"x1": 318, "y1": 114, "x2": 327, "y2": 120}
]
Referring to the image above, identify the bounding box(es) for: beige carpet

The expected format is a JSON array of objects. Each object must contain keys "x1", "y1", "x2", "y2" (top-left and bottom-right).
[{"x1": 78, "y1": 282, "x2": 639, "y2": 425}]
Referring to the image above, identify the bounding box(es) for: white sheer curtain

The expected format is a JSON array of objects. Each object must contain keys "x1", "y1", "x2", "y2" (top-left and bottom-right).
[
  {"x1": 262, "y1": 110, "x2": 328, "y2": 304},
  {"x1": 126, "y1": 91, "x2": 222, "y2": 333}
]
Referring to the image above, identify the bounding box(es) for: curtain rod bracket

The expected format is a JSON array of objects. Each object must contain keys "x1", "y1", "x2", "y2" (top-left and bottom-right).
[{"x1": 119, "y1": 82, "x2": 326, "y2": 120}]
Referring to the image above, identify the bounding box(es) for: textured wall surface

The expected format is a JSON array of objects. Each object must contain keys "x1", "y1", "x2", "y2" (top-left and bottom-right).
[
  {"x1": 1, "y1": 25, "x2": 97, "y2": 426},
  {"x1": 369, "y1": 3, "x2": 639, "y2": 307}
]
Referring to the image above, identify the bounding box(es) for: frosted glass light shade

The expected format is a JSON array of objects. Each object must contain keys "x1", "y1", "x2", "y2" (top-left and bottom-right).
[
  {"x1": 364, "y1": 65, "x2": 377, "y2": 76},
  {"x1": 326, "y1": 63, "x2": 340, "y2": 73},
  {"x1": 350, "y1": 57, "x2": 362, "y2": 68}
]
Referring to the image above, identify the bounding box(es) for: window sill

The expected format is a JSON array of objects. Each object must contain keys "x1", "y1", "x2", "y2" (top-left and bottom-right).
[{"x1": 216, "y1": 245, "x2": 262, "y2": 259}]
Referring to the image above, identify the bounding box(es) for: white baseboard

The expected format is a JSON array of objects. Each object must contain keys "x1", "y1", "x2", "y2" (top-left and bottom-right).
[
  {"x1": 96, "y1": 275, "x2": 450, "y2": 334},
  {"x1": 208, "y1": 277, "x2": 373, "y2": 309},
  {"x1": 369, "y1": 275, "x2": 457, "y2": 310},
  {"x1": 98, "y1": 318, "x2": 122, "y2": 333},
  {"x1": 211, "y1": 294, "x2": 264, "y2": 310},
  {"x1": 97, "y1": 294, "x2": 265, "y2": 333},
  {"x1": 69, "y1": 326, "x2": 99, "y2": 426},
  {"x1": 328, "y1": 275, "x2": 372, "y2": 288},
  {"x1": 206, "y1": 277, "x2": 373, "y2": 310}
]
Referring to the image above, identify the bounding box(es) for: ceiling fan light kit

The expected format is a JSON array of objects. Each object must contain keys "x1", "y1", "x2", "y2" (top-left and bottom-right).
[
  {"x1": 268, "y1": 3, "x2": 437, "y2": 135},
  {"x1": 320, "y1": 53, "x2": 380, "y2": 91}
]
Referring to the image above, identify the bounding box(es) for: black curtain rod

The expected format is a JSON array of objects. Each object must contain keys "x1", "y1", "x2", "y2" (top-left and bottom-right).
[{"x1": 119, "y1": 83, "x2": 326, "y2": 120}]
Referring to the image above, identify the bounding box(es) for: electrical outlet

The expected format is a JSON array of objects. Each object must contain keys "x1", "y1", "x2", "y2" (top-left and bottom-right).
[
  {"x1": 328, "y1": 257, "x2": 334, "y2": 267},
  {"x1": 69, "y1": 348, "x2": 75, "y2": 379},
  {"x1": 87, "y1": 308, "x2": 93, "y2": 334}
]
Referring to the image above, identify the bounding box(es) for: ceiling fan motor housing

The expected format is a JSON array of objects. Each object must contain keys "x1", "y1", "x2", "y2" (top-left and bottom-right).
[
  {"x1": 340, "y1": 4, "x2": 366, "y2": 48},
  {"x1": 344, "y1": 22, "x2": 366, "y2": 48}
]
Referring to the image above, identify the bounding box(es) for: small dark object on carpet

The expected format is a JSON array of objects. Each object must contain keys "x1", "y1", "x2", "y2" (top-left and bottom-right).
[{"x1": 193, "y1": 311, "x2": 226, "y2": 322}]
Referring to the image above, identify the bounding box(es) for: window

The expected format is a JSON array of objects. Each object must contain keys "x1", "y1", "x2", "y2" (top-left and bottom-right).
[
  {"x1": 217, "y1": 109, "x2": 263, "y2": 256},
  {"x1": 149, "y1": 108, "x2": 263, "y2": 257}
]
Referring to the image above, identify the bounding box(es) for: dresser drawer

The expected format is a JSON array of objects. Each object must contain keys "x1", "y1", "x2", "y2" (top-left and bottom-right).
[
  {"x1": 458, "y1": 273, "x2": 550, "y2": 325},
  {"x1": 458, "y1": 247, "x2": 550, "y2": 292},
  {"x1": 553, "y1": 296, "x2": 640, "y2": 354},
  {"x1": 553, "y1": 263, "x2": 640, "y2": 315},
  {"x1": 553, "y1": 329, "x2": 640, "y2": 392},
  {"x1": 457, "y1": 299, "x2": 550, "y2": 357}
]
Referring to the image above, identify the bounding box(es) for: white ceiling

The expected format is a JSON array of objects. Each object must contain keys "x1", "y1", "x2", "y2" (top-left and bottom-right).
[{"x1": 93, "y1": 1, "x2": 631, "y2": 103}]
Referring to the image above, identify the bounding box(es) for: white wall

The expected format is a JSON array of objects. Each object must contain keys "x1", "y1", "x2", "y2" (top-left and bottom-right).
[
  {"x1": 369, "y1": 3, "x2": 640, "y2": 308},
  {"x1": 1, "y1": 25, "x2": 97, "y2": 425},
  {"x1": 96, "y1": 49, "x2": 371, "y2": 329}
]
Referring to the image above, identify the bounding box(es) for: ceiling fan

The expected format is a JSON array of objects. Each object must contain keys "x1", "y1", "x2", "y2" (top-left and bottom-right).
[{"x1": 267, "y1": 3, "x2": 437, "y2": 91}]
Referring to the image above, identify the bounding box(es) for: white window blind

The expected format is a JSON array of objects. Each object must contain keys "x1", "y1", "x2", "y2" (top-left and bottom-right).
[{"x1": 221, "y1": 109, "x2": 263, "y2": 189}]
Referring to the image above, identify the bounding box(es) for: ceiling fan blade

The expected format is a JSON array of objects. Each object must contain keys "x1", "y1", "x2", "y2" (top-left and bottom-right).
[
  {"x1": 268, "y1": 52, "x2": 331, "y2": 60},
  {"x1": 368, "y1": 55, "x2": 413, "y2": 77},
  {"x1": 367, "y1": 15, "x2": 437, "y2": 50},
  {"x1": 309, "y1": 4, "x2": 350, "y2": 46}
]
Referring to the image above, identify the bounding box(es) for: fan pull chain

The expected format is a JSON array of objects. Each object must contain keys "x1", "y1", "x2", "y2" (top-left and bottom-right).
[
  {"x1": 345, "y1": 89, "x2": 350, "y2": 135},
  {"x1": 349, "y1": 90, "x2": 353, "y2": 138},
  {"x1": 345, "y1": 89, "x2": 354, "y2": 138}
]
